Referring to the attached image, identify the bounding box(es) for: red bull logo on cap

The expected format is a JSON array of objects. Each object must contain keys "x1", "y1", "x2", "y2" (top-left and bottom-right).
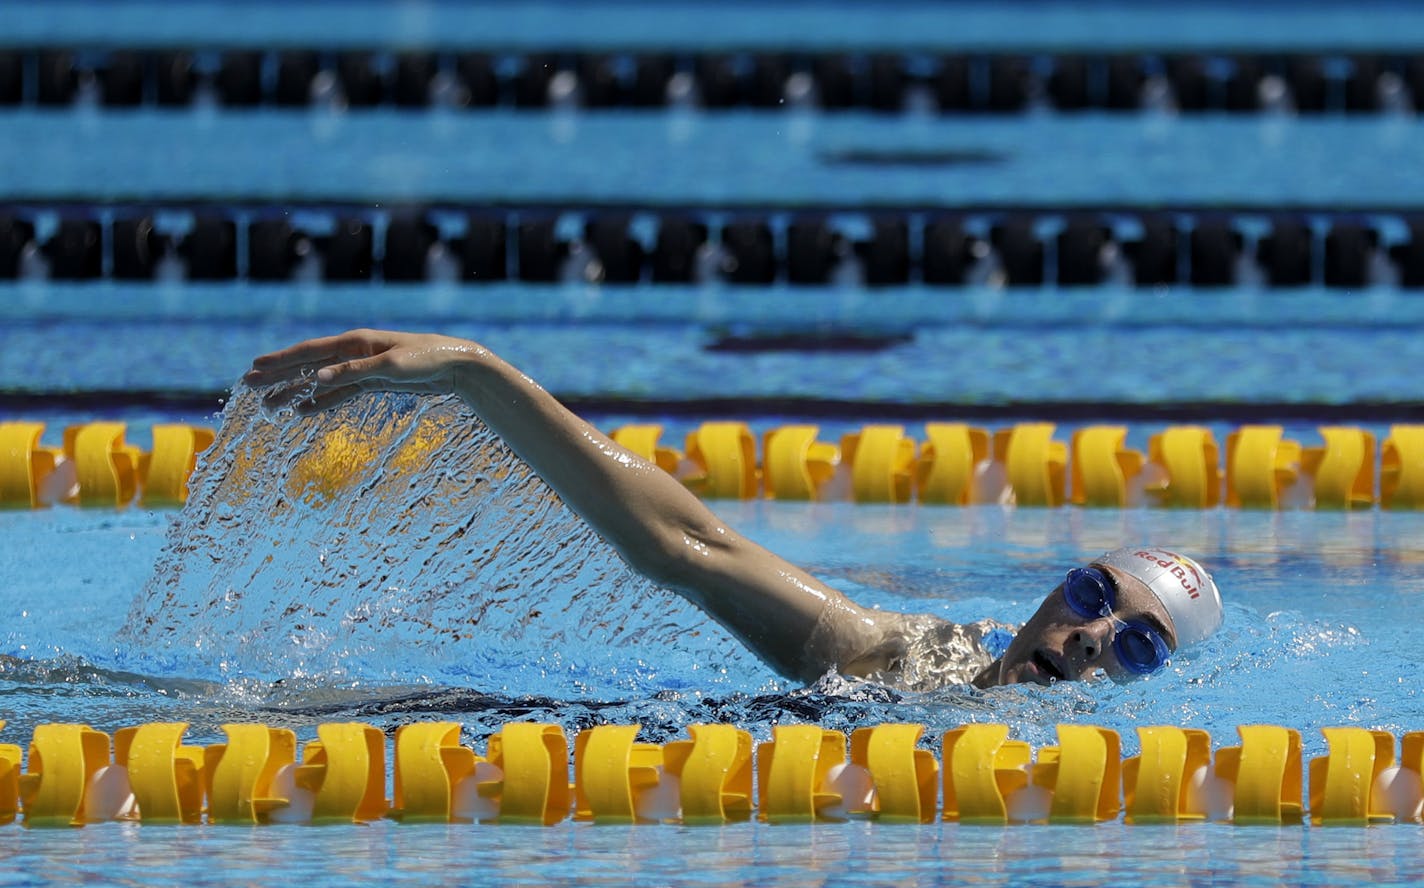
[
  {"x1": 1132, "y1": 550, "x2": 1202, "y2": 601},
  {"x1": 1097, "y1": 546, "x2": 1223, "y2": 648}
]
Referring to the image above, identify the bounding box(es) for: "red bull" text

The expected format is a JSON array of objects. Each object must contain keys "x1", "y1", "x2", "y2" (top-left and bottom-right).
[{"x1": 1133, "y1": 550, "x2": 1201, "y2": 600}]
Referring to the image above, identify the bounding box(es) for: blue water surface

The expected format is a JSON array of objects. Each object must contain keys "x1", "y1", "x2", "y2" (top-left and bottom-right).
[
  {"x1": 4, "y1": 112, "x2": 1421, "y2": 208},
  {"x1": 5, "y1": 293, "x2": 1424, "y2": 407},
  {"x1": 6, "y1": 0, "x2": 1424, "y2": 51},
  {"x1": 4, "y1": 465, "x2": 1424, "y2": 884}
]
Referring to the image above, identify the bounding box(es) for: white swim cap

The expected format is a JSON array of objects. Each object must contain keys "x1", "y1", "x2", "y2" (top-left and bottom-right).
[{"x1": 1093, "y1": 547, "x2": 1223, "y2": 648}]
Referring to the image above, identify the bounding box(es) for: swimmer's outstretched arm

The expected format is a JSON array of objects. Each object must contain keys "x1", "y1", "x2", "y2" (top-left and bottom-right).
[{"x1": 246, "y1": 329, "x2": 908, "y2": 683}]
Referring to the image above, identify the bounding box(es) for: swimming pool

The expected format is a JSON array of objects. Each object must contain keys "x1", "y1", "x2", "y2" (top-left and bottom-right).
[
  {"x1": 6, "y1": 452, "x2": 1424, "y2": 883},
  {"x1": 5, "y1": 0, "x2": 1424, "y2": 884}
]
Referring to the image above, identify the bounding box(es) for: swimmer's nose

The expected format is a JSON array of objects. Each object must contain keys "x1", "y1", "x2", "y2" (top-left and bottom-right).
[{"x1": 1067, "y1": 619, "x2": 1114, "y2": 668}]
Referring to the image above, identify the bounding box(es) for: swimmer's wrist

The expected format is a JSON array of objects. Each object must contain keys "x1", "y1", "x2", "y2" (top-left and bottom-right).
[{"x1": 447, "y1": 344, "x2": 502, "y2": 393}]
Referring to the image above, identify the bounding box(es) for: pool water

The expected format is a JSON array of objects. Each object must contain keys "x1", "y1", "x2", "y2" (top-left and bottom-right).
[
  {"x1": 5, "y1": 436, "x2": 1424, "y2": 884},
  {"x1": 2, "y1": 819, "x2": 1422, "y2": 885},
  {"x1": 6, "y1": 0, "x2": 1424, "y2": 884},
  {"x1": 7, "y1": 111, "x2": 1424, "y2": 208},
  {"x1": 6, "y1": 292, "x2": 1424, "y2": 410},
  {"x1": 7, "y1": 436, "x2": 1424, "y2": 744},
  {"x1": 10, "y1": 0, "x2": 1424, "y2": 53}
]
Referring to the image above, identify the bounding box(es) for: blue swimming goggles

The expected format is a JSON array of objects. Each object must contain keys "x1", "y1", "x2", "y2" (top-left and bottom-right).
[{"x1": 1063, "y1": 566, "x2": 1172, "y2": 675}]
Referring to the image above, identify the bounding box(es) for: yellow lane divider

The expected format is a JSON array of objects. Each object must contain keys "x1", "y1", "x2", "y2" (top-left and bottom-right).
[
  {"x1": 0, "y1": 422, "x2": 216, "y2": 510},
  {"x1": 3, "y1": 719, "x2": 1424, "y2": 827},
  {"x1": 4, "y1": 421, "x2": 1423, "y2": 510},
  {"x1": 0, "y1": 422, "x2": 61, "y2": 510},
  {"x1": 624, "y1": 421, "x2": 1421, "y2": 510},
  {"x1": 1144, "y1": 425, "x2": 1221, "y2": 508}
]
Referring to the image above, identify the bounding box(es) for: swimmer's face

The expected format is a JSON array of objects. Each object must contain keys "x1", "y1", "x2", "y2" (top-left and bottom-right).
[{"x1": 989, "y1": 563, "x2": 1178, "y2": 686}]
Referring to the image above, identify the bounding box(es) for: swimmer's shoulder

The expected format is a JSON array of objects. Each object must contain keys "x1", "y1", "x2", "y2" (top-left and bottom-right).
[{"x1": 867, "y1": 613, "x2": 1014, "y2": 692}]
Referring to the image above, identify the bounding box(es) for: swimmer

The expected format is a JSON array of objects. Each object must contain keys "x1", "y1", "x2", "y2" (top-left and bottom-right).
[{"x1": 246, "y1": 328, "x2": 1223, "y2": 691}]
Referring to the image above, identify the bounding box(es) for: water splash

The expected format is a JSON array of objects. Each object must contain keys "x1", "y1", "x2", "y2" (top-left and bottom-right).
[
  {"x1": 257, "y1": 366, "x2": 318, "y2": 424},
  {"x1": 122, "y1": 385, "x2": 762, "y2": 695}
]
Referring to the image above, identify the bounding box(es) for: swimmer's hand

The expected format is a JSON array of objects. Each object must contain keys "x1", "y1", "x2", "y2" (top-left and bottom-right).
[{"x1": 245, "y1": 328, "x2": 485, "y2": 414}]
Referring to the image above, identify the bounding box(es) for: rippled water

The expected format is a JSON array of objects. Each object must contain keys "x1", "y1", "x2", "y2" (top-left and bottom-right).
[
  {"x1": 3, "y1": 819, "x2": 1424, "y2": 887},
  {"x1": 13, "y1": 0, "x2": 1424, "y2": 51},
  {"x1": 7, "y1": 290, "x2": 1424, "y2": 409}
]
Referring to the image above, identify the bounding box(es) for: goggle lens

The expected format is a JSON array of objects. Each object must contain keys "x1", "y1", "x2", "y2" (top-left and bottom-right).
[
  {"x1": 1063, "y1": 567, "x2": 1114, "y2": 618},
  {"x1": 1063, "y1": 566, "x2": 1171, "y2": 675},
  {"x1": 1114, "y1": 623, "x2": 1171, "y2": 675}
]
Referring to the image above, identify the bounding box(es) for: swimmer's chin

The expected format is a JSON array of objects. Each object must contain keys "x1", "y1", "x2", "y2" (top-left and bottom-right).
[{"x1": 971, "y1": 657, "x2": 1002, "y2": 688}]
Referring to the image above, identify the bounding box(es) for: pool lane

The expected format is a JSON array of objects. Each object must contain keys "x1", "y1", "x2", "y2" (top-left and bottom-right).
[
  {"x1": 3, "y1": 296, "x2": 1424, "y2": 412},
  {"x1": 3, "y1": 111, "x2": 1423, "y2": 209},
  {"x1": 6, "y1": 0, "x2": 1424, "y2": 52}
]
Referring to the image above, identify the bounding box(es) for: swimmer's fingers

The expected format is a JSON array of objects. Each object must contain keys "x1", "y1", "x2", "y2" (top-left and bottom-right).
[
  {"x1": 312, "y1": 353, "x2": 398, "y2": 387},
  {"x1": 245, "y1": 329, "x2": 396, "y2": 386},
  {"x1": 256, "y1": 354, "x2": 401, "y2": 413},
  {"x1": 313, "y1": 347, "x2": 461, "y2": 393}
]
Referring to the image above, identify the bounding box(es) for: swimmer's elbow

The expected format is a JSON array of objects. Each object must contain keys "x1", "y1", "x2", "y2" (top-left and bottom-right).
[
  {"x1": 618, "y1": 521, "x2": 735, "y2": 604},
  {"x1": 616, "y1": 524, "x2": 694, "y2": 587},
  {"x1": 812, "y1": 614, "x2": 910, "y2": 681}
]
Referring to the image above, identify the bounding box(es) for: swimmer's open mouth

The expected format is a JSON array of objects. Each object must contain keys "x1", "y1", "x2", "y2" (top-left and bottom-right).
[{"x1": 1033, "y1": 650, "x2": 1066, "y2": 682}]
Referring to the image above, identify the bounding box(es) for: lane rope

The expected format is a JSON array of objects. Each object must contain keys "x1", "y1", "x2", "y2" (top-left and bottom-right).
[
  {"x1": 1, "y1": 719, "x2": 1419, "y2": 827},
  {"x1": 4, "y1": 419, "x2": 1421, "y2": 510},
  {"x1": 1, "y1": 46, "x2": 1413, "y2": 117},
  {"x1": 2, "y1": 202, "x2": 1418, "y2": 289}
]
